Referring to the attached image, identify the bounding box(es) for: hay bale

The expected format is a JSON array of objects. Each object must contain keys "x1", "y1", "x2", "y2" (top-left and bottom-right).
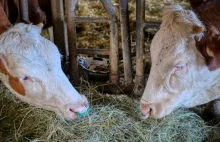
[{"x1": 1, "y1": 81, "x2": 219, "y2": 142}]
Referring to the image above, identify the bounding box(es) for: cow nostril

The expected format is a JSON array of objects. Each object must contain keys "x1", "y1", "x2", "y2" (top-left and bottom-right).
[
  {"x1": 140, "y1": 103, "x2": 152, "y2": 116},
  {"x1": 69, "y1": 108, "x2": 74, "y2": 112},
  {"x1": 84, "y1": 102, "x2": 89, "y2": 108}
]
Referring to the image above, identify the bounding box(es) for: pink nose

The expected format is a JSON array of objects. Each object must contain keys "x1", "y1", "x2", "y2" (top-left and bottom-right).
[
  {"x1": 69, "y1": 102, "x2": 89, "y2": 113},
  {"x1": 140, "y1": 103, "x2": 151, "y2": 116}
]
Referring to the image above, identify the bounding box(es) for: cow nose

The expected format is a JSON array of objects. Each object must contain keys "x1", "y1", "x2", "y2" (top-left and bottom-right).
[
  {"x1": 140, "y1": 103, "x2": 152, "y2": 117},
  {"x1": 68, "y1": 102, "x2": 89, "y2": 113}
]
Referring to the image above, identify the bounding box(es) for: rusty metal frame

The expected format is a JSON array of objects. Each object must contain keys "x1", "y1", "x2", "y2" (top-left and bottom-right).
[
  {"x1": 50, "y1": 0, "x2": 67, "y2": 58},
  {"x1": 100, "y1": 0, "x2": 119, "y2": 85},
  {"x1": 144, "y1": 21, "x2": 161, "y2": 28},
  {"x1": 19, "y1": 0, "x2": 29, "y2": 21},
  {"x1": 65, "y1": 0, "x2": 79, "y2": 85},
  {"x1": 76, "y1": 49, "x2": 110, "y2": 55},
  {"x1": 134, "y1": 0, "x2": 145, "y2": 96},
  {"x1": 119, "y1": 0, "x2": 132, "y2": 85},
  {"x1": 65, "y1": 0, "x2": 119, "y2": 85},
  {"x1": 74, "y1": 17, "x2": 109, "y2": 23}
]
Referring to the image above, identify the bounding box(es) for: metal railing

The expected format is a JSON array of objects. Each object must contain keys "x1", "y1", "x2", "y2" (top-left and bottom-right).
[{"x1": 18, "y1": 0, "x2": 161, "y2": 96}]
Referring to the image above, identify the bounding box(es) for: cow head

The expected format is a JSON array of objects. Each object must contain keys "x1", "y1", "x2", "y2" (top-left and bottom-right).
[
  {"x1": 0, "y1": 23, "x2": 89, "y2": 120},
  {"x1": 140, "y1": 5, "x2": 207, "y2": 119}
]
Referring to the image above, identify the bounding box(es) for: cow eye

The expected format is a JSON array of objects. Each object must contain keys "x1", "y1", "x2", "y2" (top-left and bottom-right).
[
  {"x1": 174, "y1": 63, "x2": 186, "y2": 71},
  {"x1": 175, "y1": 64, "x2": 185, "y2": 69},
  {"x1": 22, "y1": 76, "x2": 29, "y2": 81}
]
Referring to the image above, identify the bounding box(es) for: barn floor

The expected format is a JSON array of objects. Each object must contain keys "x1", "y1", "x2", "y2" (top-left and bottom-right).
[{"x1": 1, "y1": 0, "x2": 220, "y2": 142}]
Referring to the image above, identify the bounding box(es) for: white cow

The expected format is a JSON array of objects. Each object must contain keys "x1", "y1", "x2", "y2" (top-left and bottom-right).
[
  {"x1": 0, "y1": 23, "x2": 89, "y2": 120},
  {"x1": 140, "y1": 4, "x2": 220, "y2": 119}
]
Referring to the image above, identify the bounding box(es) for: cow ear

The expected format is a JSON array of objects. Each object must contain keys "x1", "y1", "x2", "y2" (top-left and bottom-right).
[
  {"x1": 162, "y1": 5, "x2": 183, "y2": 27},
  {"x1": 0, "y1": 56, "x2": 10, "y2": 76},
  {"x1": 191, "y1": 25, "x2": 204, "y2": 34}
]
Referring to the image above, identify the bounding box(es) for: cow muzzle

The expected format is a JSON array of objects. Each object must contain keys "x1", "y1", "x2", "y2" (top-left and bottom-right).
[{"x1": 140, "y1": 103, "x2": 153, "y2": 119}]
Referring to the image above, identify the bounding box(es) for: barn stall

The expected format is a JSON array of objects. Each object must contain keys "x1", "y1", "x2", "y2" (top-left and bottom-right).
[{"x1": 0, "y1": 0, "x2": 220, "y2": 141}]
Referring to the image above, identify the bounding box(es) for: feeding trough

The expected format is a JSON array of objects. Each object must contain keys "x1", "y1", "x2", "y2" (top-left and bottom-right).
[{"x1": 78, "y1": 57, "x2": 110, "y2": 82}]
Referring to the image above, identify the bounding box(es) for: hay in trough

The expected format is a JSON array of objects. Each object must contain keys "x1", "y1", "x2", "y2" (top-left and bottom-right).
[{"x1": 1, "y1": 80, "x2": 220, "y2": 142}]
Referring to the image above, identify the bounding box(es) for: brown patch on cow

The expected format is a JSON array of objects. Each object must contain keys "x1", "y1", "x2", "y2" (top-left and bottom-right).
[
  {"x1": 0, "y1": 4, "x2": 11, "y2": 35},
  {"x1": 192, "y1": 0, "x2": 220, "y2": 71},
  {"x1": 28, "y1": 0, "x2": 47, "y2": 25},
  {"x1": 192, "y1": 25, "x2": 203, "y2": 34},
  {"x1": 0, "y1": 59, "x2": 25, "y2": 96}
]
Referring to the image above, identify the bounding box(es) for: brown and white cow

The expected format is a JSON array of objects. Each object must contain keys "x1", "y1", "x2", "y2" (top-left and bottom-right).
[
  {"x1": 139, "y1": 4, "x2": 220, "y2": 119},
  {"x1": 189, "y1": 0, "x2": 220, "y2": 120},
  {"x1": 0, "y1": 22, "x2": 89, "y2": 120},
  {"x1": 189, "y1": 0, "x2": 220, "y2": 71}
]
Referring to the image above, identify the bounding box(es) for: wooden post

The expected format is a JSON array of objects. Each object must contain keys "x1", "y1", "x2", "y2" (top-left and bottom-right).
[
  {"x1": 65, "y1": 0, "x2": 80, "y2": 85},
  {"x1": 50, "y1": 0, "x2": 67, "y2": 59},
  {"x1": 134, "y1": 0, "x2": 145, "y2": 96},
  {"x1": 119, "y1": 0, "x2": 132, "y2": 86},
  {"x1": 19, "y1": 0, "x2": 29, "y2": 22},
  {"x1": 101, "y1": 0, "x2": 119, "y2": 85}
]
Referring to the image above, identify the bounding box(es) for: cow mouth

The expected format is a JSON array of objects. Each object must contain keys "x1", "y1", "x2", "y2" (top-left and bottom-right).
[
  {"x1": 59, "y1": 110, "x2": 78, "y2": 120},
  {"x1": 140, "y1": 112, "x2": 150, "y2": 119}
]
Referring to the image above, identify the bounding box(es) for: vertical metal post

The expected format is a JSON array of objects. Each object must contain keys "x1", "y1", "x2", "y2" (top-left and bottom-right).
[
  {"x1": 134, "y1": 0, "x2": 145, "y2": 96},
  {"x1": 65, "y1": 0, "x2": 80, "y2": 85},
  {"x1": 119, "y1": 0, "x2": 132, "y2": 86},
  {"x1": 19, "y1": 0, "x2": 29, "y2": 21},
  {"x1": 50, "y1": 0, "x2": 67, "y2": 58},
  {"x1": 101, "y1": 0, "x2": 119, "y2": 85}
]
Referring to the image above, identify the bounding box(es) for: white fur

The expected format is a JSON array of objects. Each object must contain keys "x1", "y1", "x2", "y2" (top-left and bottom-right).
[
  {"x1": 140, "y1": 5, "x2": 220, "y2": 119},
  {"x1": 0, "y1": 23, "x2": 89, "y2": 120}
]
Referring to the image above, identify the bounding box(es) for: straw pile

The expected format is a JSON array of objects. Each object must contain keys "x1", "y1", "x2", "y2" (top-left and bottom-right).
[{"x1": 0, "y1": 80, "x2": 220, "y2": 142}]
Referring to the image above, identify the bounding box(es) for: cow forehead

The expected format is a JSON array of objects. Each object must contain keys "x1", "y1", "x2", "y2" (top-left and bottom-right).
[
  {"x1": 151, "y1": 33, "x2": 187, "y2": 63},
  {"x1": 0, "y1": 25, "x2": 61, "y2": 70}
]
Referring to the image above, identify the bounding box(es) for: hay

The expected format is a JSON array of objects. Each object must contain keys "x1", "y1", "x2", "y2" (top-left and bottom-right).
[{"x1": 1, "y1": 80, "x2": 220, "y2": 142}]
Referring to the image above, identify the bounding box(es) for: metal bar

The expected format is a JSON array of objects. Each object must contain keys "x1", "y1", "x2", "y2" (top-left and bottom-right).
[
  {"x1": 144, "y1": 21, "x2": 161, "y2": 28},
  {"x1": 65, "y1": 0, "x2": 80, "y2": 85},
  {"x1": 19, "y1": 0, "x2": 29, "y2": 21},
  {"x1": 50, "y1": 0, "x2": 67, "y2": 57},
  {"x1": 74, "y1": 17, "x2": 109, "y2": 23},
  {"x1": 76, "y1": 48, "x2": 110, "y2": 55},
  {"x1": 101, "y1": 0, "x2": 119, "y2": 85},
  {"x1": 134, "y1": 0, "x2": 145, "y2": 96},
  {"x1": 119, "y1": 0, "x2": 132, "y2": 85}
]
